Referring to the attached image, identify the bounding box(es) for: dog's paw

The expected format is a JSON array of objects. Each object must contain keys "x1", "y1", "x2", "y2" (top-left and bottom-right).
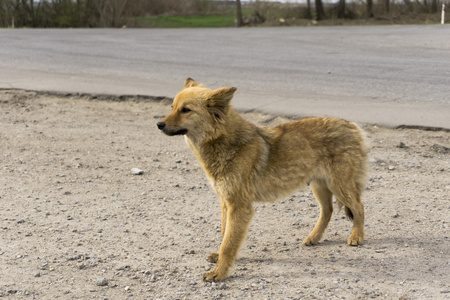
[
  {"x1": 203, "y1": 268, "x2": 228, "y2": 282},
  {"x1": 302, "y1": 236, "x2": 319, "y2": 246},
  {"x1": 206, "y1": 252, "x2": 219, "y2": 263},
  {"x1": 348, "y1": 234, "x2": 364, "y2": 246}
]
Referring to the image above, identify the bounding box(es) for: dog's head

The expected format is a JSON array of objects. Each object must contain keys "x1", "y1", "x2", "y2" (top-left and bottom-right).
[{"x1": 157, "y1": 78, "x2": 236, "y2": 143}]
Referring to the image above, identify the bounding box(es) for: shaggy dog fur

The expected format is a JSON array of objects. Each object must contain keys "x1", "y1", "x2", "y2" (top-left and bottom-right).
[{"x1": 157, "y1": 78, "x2": 368, "y2": 282}]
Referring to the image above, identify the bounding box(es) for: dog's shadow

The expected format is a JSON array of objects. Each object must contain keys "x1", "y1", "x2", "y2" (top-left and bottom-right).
[{"x1": 230, "y1": 236, "x2": 435, "y2": 281}]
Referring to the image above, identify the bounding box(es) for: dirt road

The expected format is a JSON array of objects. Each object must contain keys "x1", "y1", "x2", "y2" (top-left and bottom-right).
[{"x1": 1, "y1": 90, "x2": 449, "y2": 299}]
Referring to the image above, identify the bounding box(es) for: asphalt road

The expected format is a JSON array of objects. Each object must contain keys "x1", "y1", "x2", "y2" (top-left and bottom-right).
[{"x1": 0, "y1": 26, "x2": 449, "y2": 128}]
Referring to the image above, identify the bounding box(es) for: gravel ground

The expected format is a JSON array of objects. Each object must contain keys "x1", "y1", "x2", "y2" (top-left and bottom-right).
[{"x1": 0, "y1": 90, "x2": 449, "y2": 299}]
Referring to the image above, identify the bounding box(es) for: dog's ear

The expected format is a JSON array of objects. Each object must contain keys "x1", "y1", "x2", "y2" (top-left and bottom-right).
[
  {"x1": 208, "y1": 87, "x2": 237, "y2": 106},
  {"x1": 206, "y1": 87, "x2": 237, "y2": 121},
  {"x1": 184, "y1": 77, "x2": 200, "y2": 89}
]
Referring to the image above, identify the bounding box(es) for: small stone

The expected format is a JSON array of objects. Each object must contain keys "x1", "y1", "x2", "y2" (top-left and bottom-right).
[
  {"x1": 217, "y1": 283, "x2": 227, "y2": 290},
  {"x1": 397, "y1": 142, "x2": 407, "y2": 148},
  {"x1": 131, "y1": 168, "x2": 143, "y2": 175},
  {"x1": 431, "y1": 144, "x2": 450, "y2": 154},
  {"x1": 388, "y1": 165, "x2": 395, "y2": 170},
  {"x1": 68, "y1": 254, "x2": 82, "y2": 261},
  {"x1": 63, "y1": 191, "x2": 71, "y2": 195},
  {"x1": 96, "y1": 277, "x2": 108, "y2": 286}
]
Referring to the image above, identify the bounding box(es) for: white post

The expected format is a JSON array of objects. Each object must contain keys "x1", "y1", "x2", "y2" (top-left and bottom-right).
[{"x1": 442, "y1": 4, "x2": 446, "y2": 25}]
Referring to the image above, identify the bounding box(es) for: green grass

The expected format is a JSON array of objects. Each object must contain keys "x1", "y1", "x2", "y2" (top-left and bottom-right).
[
  {"x1": 134, "y1": 15, "x2": 234, "y2": 28},
  {"x1": 134, "y1": 10, "x2": 253, "y2": 28}
]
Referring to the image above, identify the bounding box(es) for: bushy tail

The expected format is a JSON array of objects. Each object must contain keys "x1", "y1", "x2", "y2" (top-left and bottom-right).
[
  {"x1": 345, "y1": 206, "x2": 354, "y2": 220},
  {"x1": 337, "y1": 201, "x2": 354, "y2": 221}
]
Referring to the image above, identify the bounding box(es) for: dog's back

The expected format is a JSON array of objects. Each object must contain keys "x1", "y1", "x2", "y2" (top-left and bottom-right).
[{"x1": 252, "y1": 117, "x2": 368, "y2": 205}]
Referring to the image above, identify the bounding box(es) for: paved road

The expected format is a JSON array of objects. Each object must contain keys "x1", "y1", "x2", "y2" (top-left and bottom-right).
[{"x1": 0, "y1": 26, "x2": 449, "y2": 128}]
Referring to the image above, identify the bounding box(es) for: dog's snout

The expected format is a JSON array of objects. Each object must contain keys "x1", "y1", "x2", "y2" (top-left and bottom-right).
[{"x1": 157, "y1": 122, "x2": 166, "y2": 130}]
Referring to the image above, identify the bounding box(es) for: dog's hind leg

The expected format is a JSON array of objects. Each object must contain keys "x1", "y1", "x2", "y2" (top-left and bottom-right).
[
  {"x1": 303, "y1": 180, "x2": 333, "y2": 246},
  {"x1": 204, "y1": 202, "x2": 254, "y2": 282},
  {"x1": 346, "y1": 200, "x2": 364, "y2": 246},
  {"x1": 329, "y1": 179, "x2": 365, "y2": 246}
]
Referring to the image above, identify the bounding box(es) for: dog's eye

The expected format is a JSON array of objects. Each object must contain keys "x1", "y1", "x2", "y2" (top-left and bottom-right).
[{"x1": 181, "y1": 107, "x2": 191, "y2": 114}]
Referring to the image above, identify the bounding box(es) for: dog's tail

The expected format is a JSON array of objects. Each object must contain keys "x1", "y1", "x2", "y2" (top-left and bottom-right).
[
  {"x1": 340, "y1": 122, "x2": 368, "y2": 222},
  {"x1": 337, "y1": 202, "x2": 354, "y2": 221},
  {"x1": 344, "y1": 206, "x2": 354, "y2": 220}
]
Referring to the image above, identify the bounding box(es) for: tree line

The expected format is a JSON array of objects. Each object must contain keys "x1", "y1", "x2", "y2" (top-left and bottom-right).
[
  {"x1": 1, "y1": 0, "x2": 135, "y2": 27},
  {"x1": 0, "y1": 0, "x2": 211, "y2": 27},
  {"x1": 0, "y1": 0, "x2": 446, "y2": 28}
]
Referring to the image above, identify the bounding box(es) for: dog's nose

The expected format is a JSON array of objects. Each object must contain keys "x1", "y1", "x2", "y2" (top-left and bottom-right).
[{"x1": 157, "y1": 122, "x2": 166, "y2": 130}]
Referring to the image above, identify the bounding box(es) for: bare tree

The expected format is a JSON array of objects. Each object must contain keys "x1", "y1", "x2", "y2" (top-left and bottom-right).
[
  {"x1": 306, "y1": 0, "x2": 312, "y2": 19},
  {"x1": 236, "y1": 0, "x2": 243, "y2": 27},
  {"x1": 403, "y1": 0, "x2": 413, "y2": 11},
  {"x1": 366, "y1": 0, "x2": 374, "y2": 18},
  {"x1": 94, "y1": 0, "x2": 128, "y2": 27},
  {"x1": 430, "y1": 0, "x2": 438, "y2": 12},
  {"x1": 337, "y1": 0, "x2": 346, "y2": 18},
  {"x1": 315, "y1": 0, "x2": 326, "y2": 20},
  {"x1": 384, "y1": 0, "x2": 390, "y2": 13}
]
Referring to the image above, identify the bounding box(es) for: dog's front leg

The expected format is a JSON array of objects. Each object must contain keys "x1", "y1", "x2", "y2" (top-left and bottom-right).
[
  {"x1": 203, "y1": 202, "x2": 254, "y2": 282},
  {"x1": 220, "y1": 197, "x2": 228, "y2": 237},
  {"x1": 206, "y1": 197, "x2": 228, "y2": 264}
]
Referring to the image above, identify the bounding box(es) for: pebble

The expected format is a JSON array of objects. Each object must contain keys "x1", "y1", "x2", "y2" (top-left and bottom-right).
[
  {"x1": 131, "y1": 168, "x2": 143, "y2": 175},
  {"x1": 96, "y1": 277, "x2": 108, "y2": 286},
  {"x1": 68, "y1": 254, "x2": 82, "y2": 261},
  {"x1": 431, "y1": 144, "x2": 449, "y2": 154}
]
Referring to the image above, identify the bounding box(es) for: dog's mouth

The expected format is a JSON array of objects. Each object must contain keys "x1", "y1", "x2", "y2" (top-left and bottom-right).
[
  {"x1": 157, "y1": 122, "x2": 188, "y2": 136},
  {"x1": 162, "y1": 128, "x2": 188, "y2": 136}
]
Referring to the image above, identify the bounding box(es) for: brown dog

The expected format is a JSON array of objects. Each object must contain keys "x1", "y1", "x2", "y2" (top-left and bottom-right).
[{"x1": 157, "y1": 78, "x2": 368, "y2": 282}]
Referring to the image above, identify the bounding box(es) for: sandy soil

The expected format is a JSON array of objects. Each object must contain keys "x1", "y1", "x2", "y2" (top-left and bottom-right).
[{"x1": 0, "y1": 90, "x2": 449, "y2": 299}]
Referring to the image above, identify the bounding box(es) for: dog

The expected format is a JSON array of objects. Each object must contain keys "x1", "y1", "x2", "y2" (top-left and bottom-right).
[{"x1": 157, "y1": 78, "x2": 368, "y2": 282}]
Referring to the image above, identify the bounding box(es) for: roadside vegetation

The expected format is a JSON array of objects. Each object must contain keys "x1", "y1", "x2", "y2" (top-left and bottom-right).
[
  {"x1": 132, "y1": 15, "x2": 236, "y2": 28},
  {"x1": 0, "y1": 0, "x2": 447, "y2": 28}
]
